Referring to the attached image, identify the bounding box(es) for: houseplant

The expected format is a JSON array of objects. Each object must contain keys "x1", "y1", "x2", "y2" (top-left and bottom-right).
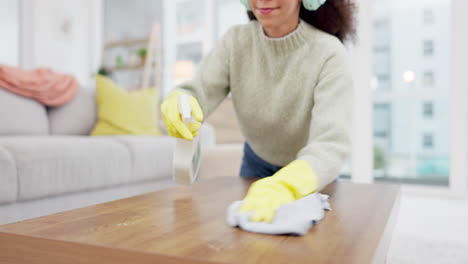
[{"x1": 138, "y1": 48, "x2": 148, "y2": 65}]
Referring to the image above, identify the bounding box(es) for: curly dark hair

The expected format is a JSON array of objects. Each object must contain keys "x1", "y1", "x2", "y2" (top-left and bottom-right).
[{"x1": 247, "y1": 0, "x2": 357, "y2": 43}]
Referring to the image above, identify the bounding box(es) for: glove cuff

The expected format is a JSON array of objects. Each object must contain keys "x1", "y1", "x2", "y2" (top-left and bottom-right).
[{"x1": 274, "y1": 160, "x2": 319, "y2": 199}]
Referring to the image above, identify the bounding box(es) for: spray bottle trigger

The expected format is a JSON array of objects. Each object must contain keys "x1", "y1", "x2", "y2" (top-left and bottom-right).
[{"x1": 178, "y1": 94, "x2": 192, "y2": 126}]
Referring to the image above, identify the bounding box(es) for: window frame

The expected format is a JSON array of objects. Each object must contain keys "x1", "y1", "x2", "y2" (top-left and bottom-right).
[{"x1": 449, "y1": 0, "x2": 468, "y2": 194}]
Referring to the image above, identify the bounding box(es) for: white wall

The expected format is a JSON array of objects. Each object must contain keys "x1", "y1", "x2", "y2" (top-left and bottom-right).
[
  {"x1": 350, "y1": 0, "x2": 374, "y2": 183},
  {"x1": 0, "y1": 0, "x2": 19, "y2": 66},
  {"x1": 20, "y1": 0, "x2": 102, "y2": 87},
  {"x1": 104, "y1": 0, "x2": 161, "y2": 43},
  {"x1": 216, "y1": 0, "x2": 248, "y2": 38}
]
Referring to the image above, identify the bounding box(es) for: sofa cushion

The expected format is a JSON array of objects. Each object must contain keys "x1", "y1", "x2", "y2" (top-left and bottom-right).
[
  {"x1": 91, "y1": 76, "x2": 162, "y2": 136},
  {"x1": 0, "y1": 146, "x2": 17, "y2": 204},
  {"x1": 112, "y1": 136, "x2": 175, "y2": 181},
  {"x1": 48, "y1": 88, "x2": 97, "y2": 135},
  {"x1": 0, "y1": 136, "x2": 132, "y2": 201},
  {"x1": 0, "y1": 88, "x2": 49, "y2": 135}
]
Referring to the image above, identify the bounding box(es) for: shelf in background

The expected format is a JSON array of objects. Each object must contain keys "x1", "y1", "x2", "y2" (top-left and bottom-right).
[
  {"x1": 108, "y1": 65, "x2": 145, "y2": 72},
  {"x1": 105, "y1": 38, "x2": 149, "y2": 48}
]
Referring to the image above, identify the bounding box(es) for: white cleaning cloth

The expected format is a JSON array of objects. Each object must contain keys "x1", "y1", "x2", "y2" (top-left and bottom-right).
[{"x1": 226, "y1": 193, "x2": 331, "y2": 236}]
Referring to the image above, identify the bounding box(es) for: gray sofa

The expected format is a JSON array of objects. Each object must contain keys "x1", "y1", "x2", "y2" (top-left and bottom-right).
[{"x1": 0, "y1": 87, "x2": 215, "y2": 225}]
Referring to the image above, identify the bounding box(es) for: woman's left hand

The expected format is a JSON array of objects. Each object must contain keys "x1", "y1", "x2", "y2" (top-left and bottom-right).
[{"x1": 239, "y1": 160, "x2": 320, "y2": 223}]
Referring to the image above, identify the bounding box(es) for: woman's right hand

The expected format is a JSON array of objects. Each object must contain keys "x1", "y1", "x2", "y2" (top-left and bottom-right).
[{"x1": 160, "y1": 90, "x2": 204, "y2": 140}]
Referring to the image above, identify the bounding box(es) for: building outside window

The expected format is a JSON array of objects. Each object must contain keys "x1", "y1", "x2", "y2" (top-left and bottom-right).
[
  {"x1": 423, "y1": 40, "x2": 434, "y2": 56},
  {"x1": 423, "y1": 102, "x2": 434, "y2": 118},
  {"x1": 423, "y1": 8, "x2": 434, "y2": 25},
  {"x1": 423, "y1": 133, "x2": 434, "y2": 149},
  {"x1": 423, "y1": 71, "x2": 434, "y2": 87}
]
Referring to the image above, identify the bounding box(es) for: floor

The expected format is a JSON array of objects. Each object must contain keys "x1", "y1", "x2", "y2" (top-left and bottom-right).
[{"x1": 387, "y1": 191, "x2": 468, "y2": 264}]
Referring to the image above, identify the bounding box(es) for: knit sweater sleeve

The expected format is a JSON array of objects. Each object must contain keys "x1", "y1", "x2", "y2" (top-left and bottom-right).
[
  {"x1": 296, "y1": 45, "x2": 353, "y2": 191},
  {"x1": 174, "y1": 29, "x2": 232, "y2": 118}
]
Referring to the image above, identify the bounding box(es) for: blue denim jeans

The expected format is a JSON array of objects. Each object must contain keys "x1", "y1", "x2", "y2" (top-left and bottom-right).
[{"x1": 239, "y1": 143, "x2": 283, "y2": 178}]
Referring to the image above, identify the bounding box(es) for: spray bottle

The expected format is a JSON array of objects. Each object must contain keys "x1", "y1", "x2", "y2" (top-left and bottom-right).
[{"x1": 173, "y1": 94, "x2": 202, "y2": 185}]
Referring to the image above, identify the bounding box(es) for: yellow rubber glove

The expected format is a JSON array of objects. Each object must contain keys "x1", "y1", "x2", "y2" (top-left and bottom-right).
[
  {"x1": 160, "y1": 90, "x2": 204, "y2": 140},
  {"x1": 239, "y1": 160, "x2": 319, "y2": 223}
]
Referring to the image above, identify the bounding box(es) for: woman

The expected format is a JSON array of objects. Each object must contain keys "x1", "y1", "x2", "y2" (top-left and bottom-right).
[{"x1": 161, "y1": 0, "x2": 356, "y2": 223}]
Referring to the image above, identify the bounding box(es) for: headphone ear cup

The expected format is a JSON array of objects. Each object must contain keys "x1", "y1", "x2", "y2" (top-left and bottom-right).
[
  {"x1": 240, "y1": 0, "x2": 252, "y2": 11},
  {"x1": 302, "y1": 0, "x2": 326, "y2": 11}
]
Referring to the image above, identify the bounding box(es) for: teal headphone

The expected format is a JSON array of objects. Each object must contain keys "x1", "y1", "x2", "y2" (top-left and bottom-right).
[{"x1": 240, "y1": 0, "x2": 327, "y2": 11}]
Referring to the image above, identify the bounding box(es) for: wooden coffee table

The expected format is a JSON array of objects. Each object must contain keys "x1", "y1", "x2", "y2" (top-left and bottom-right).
[{"x1": 0, "y1": 178, "x2": 400, "y2": 264}]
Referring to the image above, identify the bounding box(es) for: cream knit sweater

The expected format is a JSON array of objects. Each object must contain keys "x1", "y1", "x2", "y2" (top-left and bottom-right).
[{"x1": 176, "y1": 20, "x2": 353, "y2": 191}]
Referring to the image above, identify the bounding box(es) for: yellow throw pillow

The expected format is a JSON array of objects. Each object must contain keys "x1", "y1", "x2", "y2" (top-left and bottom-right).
[{"x1": 91, "y1": 75, "x2": 162, "y2": 136}]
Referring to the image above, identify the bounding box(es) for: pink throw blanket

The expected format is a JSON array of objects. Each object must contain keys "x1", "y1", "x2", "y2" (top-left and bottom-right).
[{"x1": 0, "y1": 65, "x2": 78, "y2": 106}]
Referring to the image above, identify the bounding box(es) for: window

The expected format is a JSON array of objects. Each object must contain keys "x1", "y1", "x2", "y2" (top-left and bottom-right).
[
  {"x1": 374, "y1": 46, "x2": 390, "y2": 53},
  {"x1": 423, "y1": 102, "x2": 434, "y2": 118},
  {"x1": 375, "y1": 132, "x2": 388, "y2": 137},
  {"x1": 423, "y1": 71, "x2": 434, "y2": 87},
  {"x1": 103, "y1": 0, "x2": 163, "y2": 89},
  {"x1": 424, "y1": 40, "x2": 434, "y2": 56},
  {"x1": 377, "y1": 74, "x2": 390, "y2": 82},
  {"x1": 374, "y1": 19, "x2": 389, "y2": 29},
  {"x1": 372, "y1": 0, "x2": 450, "y2": 186},
  {"x1": 423, "y1": 133, "x2": 434, "y2": 149},
  {"x1": 176, "y1": 42, "x2": 203, "y2": 64},
  {"x1": 423, "y1": 9, "x2": 434, "y2": 25},
  {"x1": 373, "y1": 103, "x2": 391, "y2": 140}
]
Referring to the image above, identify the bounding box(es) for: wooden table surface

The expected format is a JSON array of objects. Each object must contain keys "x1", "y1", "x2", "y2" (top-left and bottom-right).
[{"x1": 0, "y1": 178, "x2": 400, "y2": 264}]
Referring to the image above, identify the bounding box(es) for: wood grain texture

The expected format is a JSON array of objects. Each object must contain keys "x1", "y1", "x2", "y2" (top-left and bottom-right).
[
  {"x1": 0, "y1": 178, "x2": 400, "y2": 264},
  {"x1": 0, "y1": 232, "x2": 221, "y2": 264}
]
